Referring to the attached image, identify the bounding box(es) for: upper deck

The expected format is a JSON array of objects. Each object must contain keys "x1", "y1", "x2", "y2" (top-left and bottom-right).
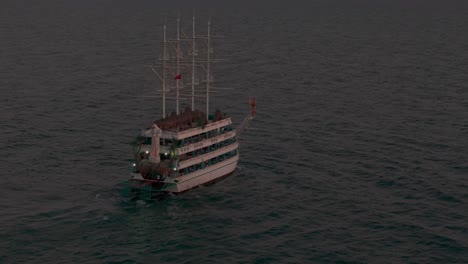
[
  {"x1": 142, "y1": 108, "x2": 232, "y2": 140},
  {"x1": 161, "y1": 117, "x2": 233, "y2": 140}
]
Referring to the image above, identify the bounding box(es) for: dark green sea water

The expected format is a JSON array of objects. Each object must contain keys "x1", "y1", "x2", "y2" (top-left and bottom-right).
[{"x1": 1, "y1": 0, "x2": 468, "y2": 263}]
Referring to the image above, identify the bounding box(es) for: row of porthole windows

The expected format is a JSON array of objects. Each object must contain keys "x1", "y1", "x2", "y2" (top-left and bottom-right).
[
  {"x1": 179, "y1": 149, "x2": 238, "y2": 176},
  {"x1": 149, "y1": 125, "x2": 234, "y2": 146},
  {"x1": 178, "y1": 125, "x2": 234, "y2": 146},
  {"x1": 139, "y1": 126, "x2": 235, "y2": 146},
  {"x1": 179, "y1": 137, "x2": 237, "y2": 161},
  {"x1": 136, "y1": 135, "x2": 237, "y2": 164}
]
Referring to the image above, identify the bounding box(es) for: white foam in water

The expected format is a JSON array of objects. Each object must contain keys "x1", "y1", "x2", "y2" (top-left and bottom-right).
[{"x1": 136, "y1": 200, "x2": 146, "y2": 206}]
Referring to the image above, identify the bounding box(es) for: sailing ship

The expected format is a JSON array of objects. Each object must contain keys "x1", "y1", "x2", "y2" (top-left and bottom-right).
[{"x1": 122, "y1": 16, "x2": 255, "y2": 198}]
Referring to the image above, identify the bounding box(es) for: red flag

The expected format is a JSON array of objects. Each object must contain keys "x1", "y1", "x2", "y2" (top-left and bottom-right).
[{"x1": 174, "y1": 74, "x2": 182, "y2": 80}]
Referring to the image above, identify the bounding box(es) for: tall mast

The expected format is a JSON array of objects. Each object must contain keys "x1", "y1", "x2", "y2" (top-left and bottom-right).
[
  {"x1": 162, "y1": 24, "x2": 167, "y2": 118},
  {"x1": 206, "y1": 19, "x2": 211, "y2": 116},
  {"x1": 176, "y1": 15, "x2": 180, "y2": 115},
  {"x1": 191, "y1": 15, "x2": 196, "y2": 111}
]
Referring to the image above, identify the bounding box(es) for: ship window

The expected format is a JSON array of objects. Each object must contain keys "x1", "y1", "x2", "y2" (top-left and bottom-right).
[
  {"x1": 139, "y1": 136, "x2": 152, "y2": 145},
  {"x1": 159, "y1": 153, "x2": 170, "y2": 161},
  {"x1": 208, "y1": 130, "x2": 215, "y2": 138},
  {"x1": 139, "y1": 151, "x2": 150, "y2": 161}
]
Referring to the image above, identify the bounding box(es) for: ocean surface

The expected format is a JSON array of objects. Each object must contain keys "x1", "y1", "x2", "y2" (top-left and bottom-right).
[{"x1": 1, "y1": 1, "x2": 468, "y2": 263}]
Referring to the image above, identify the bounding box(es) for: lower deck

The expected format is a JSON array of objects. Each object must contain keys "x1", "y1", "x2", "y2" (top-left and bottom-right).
[{"x1": 127, "y1": 152, "x2": 239, "y2": 196}]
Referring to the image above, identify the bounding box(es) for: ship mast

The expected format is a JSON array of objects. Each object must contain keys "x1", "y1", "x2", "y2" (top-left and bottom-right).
[
  {"x1": 191, "y1": 15, "x2": 196, "y2": 111},
  {"x1": 176, "y1": 15, "x2": 181, "y2": 115},
  {"x1": 156, "y1": 16, "x2": 212, "y2": 118},
  {"x1": 162, "y1": 24, "x2": 167, "y2": 118},
  {"x1": 206, "y1": 19, "x2": 211, "y2": 116}
]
